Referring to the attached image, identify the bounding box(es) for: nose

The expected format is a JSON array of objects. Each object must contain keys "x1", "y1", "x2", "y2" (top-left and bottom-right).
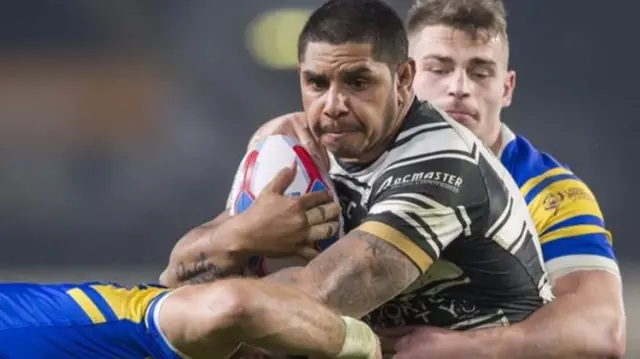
[
  {"x1": 323, "y1": 86, "x2": 348, "y2": 120},
  {"x1": 447, "y1": 69, "x2": 470, "y2": 100}
]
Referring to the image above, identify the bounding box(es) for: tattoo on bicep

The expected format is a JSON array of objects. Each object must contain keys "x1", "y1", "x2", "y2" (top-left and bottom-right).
[
  {"x1": 306, "y1": 230, "x2": 421, "y2": 317},
  {"x1": 365, "y1": 235, "x2": 386, "y2": 256},
  {"x1": 175, "y1": 253, "x2": 240, "y2": 286}
]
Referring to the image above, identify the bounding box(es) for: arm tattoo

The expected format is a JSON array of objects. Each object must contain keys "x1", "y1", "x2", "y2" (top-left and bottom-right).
[
  {"x1": 268, "y1": 230, "x2": 421, "y2": 318},
  {"x1": 175, "y1": 252, "x2": 241, "y2": 286}
]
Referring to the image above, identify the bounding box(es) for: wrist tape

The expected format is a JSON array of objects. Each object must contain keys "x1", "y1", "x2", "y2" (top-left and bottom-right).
[{"x1": 337, "y1": 316, "x2": 377, "y2": 359}]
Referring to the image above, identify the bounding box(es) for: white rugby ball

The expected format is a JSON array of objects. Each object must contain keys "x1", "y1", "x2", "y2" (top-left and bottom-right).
[{"x1": 226, "y1": 134, "x2": 340, "y2": 276}]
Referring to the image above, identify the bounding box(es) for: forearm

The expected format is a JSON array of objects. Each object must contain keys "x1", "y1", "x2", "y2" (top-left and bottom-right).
[
  {"x1": 160, "y1": 214, "x2": 250, "y2": 287},
  {"x1": 162, "y1": 278, "x2": 377, "y2": 359},
  {"x1": 238, "y1": 279, "x2": 368, "y2": 358},
  {"x1": 460, "y1": 271, "x2": 625, "y2": 359}
]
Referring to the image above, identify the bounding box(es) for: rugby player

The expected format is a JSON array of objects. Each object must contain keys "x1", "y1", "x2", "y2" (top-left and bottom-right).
[
  {"x1": 240, "y1": 1, "x2": 626, "y2": 357},
  {"x1": 167, "y1": 0, "x2": 553, "y2": 343},
  {"x1": 374, "y1": 1, "x2": 626, "y2": 358},
  {"x1": 0, "y1": 168, "x2": 382, "y2": 359}
]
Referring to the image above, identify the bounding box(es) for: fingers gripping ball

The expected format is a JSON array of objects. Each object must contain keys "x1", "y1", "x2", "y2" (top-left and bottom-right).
[{"x1": 226, "y1": 134, "x2": 342, "y2": 276}]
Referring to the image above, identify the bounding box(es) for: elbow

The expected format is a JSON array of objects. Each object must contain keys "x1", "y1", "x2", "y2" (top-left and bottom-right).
[
  {"x1": 199, "y1": 279, "x2": 254, "y2": 332},
  {"x1": 579, "y1": 303, "x2": 626, "y2": 358},
  {"x1": 589, "y1": 291, "x2": 626, "y2": 358},
  {"x1": 600, "y1": 313, "x2": 626, "y2": 358}
]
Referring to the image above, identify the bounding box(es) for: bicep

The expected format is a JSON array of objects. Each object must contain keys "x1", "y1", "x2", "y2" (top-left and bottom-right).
[
  {"x1": 363, "y1": 156, "x2": 483, "y2": 269},
  {"x1": 363, "y1": 196, "x2": 468, "y2": 270},
  {"x1": 298, "y1": 228, "x2": 421, "y2": 318}
]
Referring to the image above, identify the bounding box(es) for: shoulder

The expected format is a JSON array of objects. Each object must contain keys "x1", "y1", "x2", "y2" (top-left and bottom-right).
[
  {"x1": 499, "y1": 128, "x2": 617, "y2": 275},
  {"x1": 499, "y1": 129, "x2": 602, "y2": 205},
  {"x1": 372, "y1": 106, "x2": 489, "y2": 208},
  {"x1": 499, "y1": 127, "x2": 573, "y2": 190}
]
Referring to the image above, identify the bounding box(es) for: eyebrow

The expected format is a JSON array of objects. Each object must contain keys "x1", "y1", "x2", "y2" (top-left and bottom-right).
[
  {"x1": 301, "y1": 66, "x2": 374, "y2": 80},
  {"x1": 341, "y1": 66, "x2": 373, "y2": 77},
  {"x1": 301, "y1": 70, "x2": 324, "y2": 79},
  {"x1": 422, "y1": 55, "x2": 497, "y2": 67}
]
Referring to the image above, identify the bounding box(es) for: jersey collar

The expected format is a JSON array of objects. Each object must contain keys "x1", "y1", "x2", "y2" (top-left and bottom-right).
[{"x1": 495, "y1": 123, "x2": 516, "y2": 159}]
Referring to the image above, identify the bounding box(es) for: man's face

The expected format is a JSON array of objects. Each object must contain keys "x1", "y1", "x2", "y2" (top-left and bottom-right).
[
  {"x1": 410, "y1": 25, "x2": 515, "y2": 146},
  {"x1": 298, "y1": 42, "x2": 413, "y2": 162}
]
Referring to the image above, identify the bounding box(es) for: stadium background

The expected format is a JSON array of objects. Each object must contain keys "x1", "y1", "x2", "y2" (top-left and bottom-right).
[{"x1": 0, "y1": 0, "x2": 637, "y2": 356}]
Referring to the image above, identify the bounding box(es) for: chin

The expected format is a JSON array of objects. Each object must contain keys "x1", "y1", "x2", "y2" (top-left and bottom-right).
[{"x1": 329, "y1": 146, "x2": 364, "y2": 161}]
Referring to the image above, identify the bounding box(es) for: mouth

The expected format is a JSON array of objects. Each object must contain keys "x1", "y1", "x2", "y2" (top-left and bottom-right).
[
  {"x1": 444, "y1": 110, "x2": 476, "y2": 124},
  {"x1": 322, "y1": 132, "x2": 351, "y2": 140}
]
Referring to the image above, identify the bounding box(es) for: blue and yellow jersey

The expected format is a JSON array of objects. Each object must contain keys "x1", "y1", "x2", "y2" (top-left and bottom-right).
[
  {"x1": 498, "y1": 125, "x2": 618, "y2": 278},
  {"x1": 0, "y1": 281, "x2": 186, "y2": 359}
]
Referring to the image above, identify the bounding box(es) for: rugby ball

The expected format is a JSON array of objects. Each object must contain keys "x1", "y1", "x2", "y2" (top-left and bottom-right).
[{"x1": 226, "y1": 134, "x2": 340, "y2": 276}]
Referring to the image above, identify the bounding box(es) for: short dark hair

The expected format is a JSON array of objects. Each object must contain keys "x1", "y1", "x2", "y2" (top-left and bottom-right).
[
  {"x1": 298, "y1": 0, "x2": 408, "y2": 68},
  {"x1": 407, "y1": 0, "x2": 507, "y2": 42}
]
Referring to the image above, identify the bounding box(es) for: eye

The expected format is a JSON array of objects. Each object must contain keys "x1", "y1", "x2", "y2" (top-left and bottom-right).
[
  {"x1": 427, "y1": 67, "x2": 449, "y2": 75},
  {"x1": 307, "y1": 77, "x2": 329, "y2": 91},
  {"x1": 470, "y1": 68, "x2": 493, "y2": 79},
  {"x1": 348, "y1": 77, "x2": 369, "y2": 91}
]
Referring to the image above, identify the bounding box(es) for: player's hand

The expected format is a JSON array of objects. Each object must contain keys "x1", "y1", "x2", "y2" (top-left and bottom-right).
[
  {"x1": 236, "y1": 165, "x2": 340, "y2": 260},
  {"x1": 249, "y1": 112, "x2": 330, "y2": 172},
  {"x1": 377, "y1": 326, "x2": 467, "y2": 359}
]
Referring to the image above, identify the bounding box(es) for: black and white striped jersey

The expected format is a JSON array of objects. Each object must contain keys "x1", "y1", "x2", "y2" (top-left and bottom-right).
[{"x1": 331, "y1": 99, "x2": 553, "y2": 330}]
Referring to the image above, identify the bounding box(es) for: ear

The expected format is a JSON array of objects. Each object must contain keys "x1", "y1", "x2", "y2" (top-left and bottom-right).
[
  {"x1": 502, "y1": 70, "x2": 516, "y2": 107},
  {"x1": 396, "y1": 59, "x2": 416, "y2": 107}
]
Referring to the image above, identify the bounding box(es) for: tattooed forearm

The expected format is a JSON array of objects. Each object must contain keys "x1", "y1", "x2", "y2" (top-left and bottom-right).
[
  {"x1": 174, "y1": 252, "x2": 242, "y2": 286},
  {"x1": 267, "y1": 229, "x2": 420, "y2": 318}
]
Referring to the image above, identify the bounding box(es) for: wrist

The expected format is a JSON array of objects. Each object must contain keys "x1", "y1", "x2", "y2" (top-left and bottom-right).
[
  {"x1": 338, "y1": 316, "x2": 378, "y2": 359},
  {"x1": 216, "y1": 215, "x2": 255, "y2": 258},
  {"x1": 463, "y1": 325, "x2": 525, "y2": 359}
]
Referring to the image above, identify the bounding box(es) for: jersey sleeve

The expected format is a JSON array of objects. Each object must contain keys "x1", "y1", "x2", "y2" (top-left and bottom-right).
[
  {"x1": 521, "y1": 167, "x2": 618, "y2": 278},
  {"x1": 358, "y1": 154, "x2": 485, "y2": 274}
]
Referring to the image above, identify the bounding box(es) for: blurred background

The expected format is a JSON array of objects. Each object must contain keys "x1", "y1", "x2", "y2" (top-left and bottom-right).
[{"x1": 0, "y1": 0, "x2": 637, "y2": 355}]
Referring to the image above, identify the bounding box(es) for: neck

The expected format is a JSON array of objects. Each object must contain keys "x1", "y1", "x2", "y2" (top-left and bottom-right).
[{"x1": 489, "y1": 130, "x2": 503, "y2": 155}]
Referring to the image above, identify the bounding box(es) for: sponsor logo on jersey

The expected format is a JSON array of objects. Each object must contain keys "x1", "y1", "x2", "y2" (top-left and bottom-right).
[{"x1": 377, "y1": 171, "x2": 463, "y2": 194}]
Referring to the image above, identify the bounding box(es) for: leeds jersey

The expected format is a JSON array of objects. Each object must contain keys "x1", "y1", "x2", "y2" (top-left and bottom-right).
[
  {"x1": 0, "y1": 282, "x2": 184, "y2": 359},
  {"x1": 331, "y1": 99, "x2": 553, "y2": 330},
  {"x1": 498, "y1": 124, "x2": 618, "y2": 279}
]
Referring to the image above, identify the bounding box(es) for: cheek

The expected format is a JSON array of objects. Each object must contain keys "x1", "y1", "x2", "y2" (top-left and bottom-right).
[
  {"x1": 347, "y1": 100, "x2": 379, "y2": 135},
  {"x1": 477, "y1": 83, "x2": 505, "y2": 112},
  {"x1": 413, "y1": 73, "x2": 446, "y2": 101},
  {"x1": 301, "y1": 96, "x2": 323, "y2": 131},
  {"x1": 301, "y1": 92, "x2": 316, "y2": 111}
]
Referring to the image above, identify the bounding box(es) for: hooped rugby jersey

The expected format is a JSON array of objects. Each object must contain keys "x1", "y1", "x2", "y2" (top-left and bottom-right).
[
  {"x1": 0, "y1": 282, "x2": 184, "y2": 359},
  {"x1": 498, "y1": 124, "x2": 618, "y2": 279},
  {"x1": 331, "y1": 99, "x2": 553, "y2": 330}
]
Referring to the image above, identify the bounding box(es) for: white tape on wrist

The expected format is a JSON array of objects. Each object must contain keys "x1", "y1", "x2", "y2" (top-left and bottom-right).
[{"x1": 337, "y1": 316, "x2": 377, "y2": 359}]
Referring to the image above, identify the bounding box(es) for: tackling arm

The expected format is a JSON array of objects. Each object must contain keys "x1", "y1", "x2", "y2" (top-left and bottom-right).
[
  {"x1": 498, "y1": 174, "x2": 626, "y2": 358},
  {"x1": 408, "y1": 175, "x2": 626, "y2": 359},
  {"x1": 158, "y1": 278, "x2": 381, "y2": 359},
  {"x1": 448, "y1": 270, "x2": 625, "y2": 359}
]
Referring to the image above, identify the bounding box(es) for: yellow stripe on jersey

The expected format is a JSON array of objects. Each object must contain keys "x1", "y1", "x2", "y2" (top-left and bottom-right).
[
  {"x1": 525, "y1": 174, "x2": 612, "y2": 246},
  {"x1": 520, "y1": 167, "x2": 572, "y2": 200},
  {"x1": 359, "y1": 221, "x2": 433, "y2": 273},
  {"x1": 66, "y1": 287, "x2": 107, "y2": 324},
  {"x1": 91, "y1": 284, "x2": 168, "y2": 323}
]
